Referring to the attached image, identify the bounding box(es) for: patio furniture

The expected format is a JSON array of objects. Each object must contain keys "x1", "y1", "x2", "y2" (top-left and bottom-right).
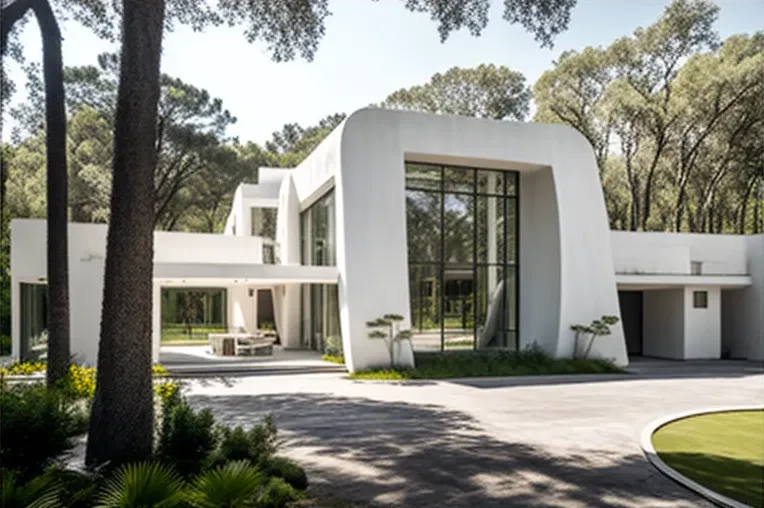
[{"x1": 208, "y1": 331, "x2": 275, "y2": 357}]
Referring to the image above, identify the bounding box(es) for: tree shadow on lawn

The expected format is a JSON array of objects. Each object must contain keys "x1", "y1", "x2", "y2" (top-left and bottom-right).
[
  {"x1": 188, "y1": 393, "x2": 710, "y2": 508},
  {"x1": 658, "y1": 452, "x2": 764, "y2": 508}
]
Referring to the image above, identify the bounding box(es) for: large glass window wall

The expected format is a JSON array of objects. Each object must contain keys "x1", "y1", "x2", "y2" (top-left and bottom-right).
[{"x1": 406, "y1": 162, "x2": 519, "y2": 351}]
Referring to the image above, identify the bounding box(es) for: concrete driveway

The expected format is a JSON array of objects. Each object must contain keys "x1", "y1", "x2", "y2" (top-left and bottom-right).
[{"x1": 185, "y1": 363, "x2": 764, "y2": 507}]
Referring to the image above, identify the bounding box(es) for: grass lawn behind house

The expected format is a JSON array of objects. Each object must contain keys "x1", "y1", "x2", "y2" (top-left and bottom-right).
[
  {"x1": 160, "y1": 325, "x2": 226, "y2": 344},
  {"x1": 348, "y1": 348, "x2": 624, "y2": 380},
  {"x1": 652, "y1": 410, "x2": 764, "y2": 508}
]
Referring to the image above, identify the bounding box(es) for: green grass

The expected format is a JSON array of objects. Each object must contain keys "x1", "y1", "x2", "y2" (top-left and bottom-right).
[
  {"x1": 652, "y1": 410, "x2": 764, "y2": 508},
  {"x1": 348, "y1": 348, "x2": 624, "y2": 380},
  {"x1": 322, "y1": 354, "x2": 345, "y2": 365},
  {"x1": 160, "y1": 325, "x2": 226, "y2": 343}
]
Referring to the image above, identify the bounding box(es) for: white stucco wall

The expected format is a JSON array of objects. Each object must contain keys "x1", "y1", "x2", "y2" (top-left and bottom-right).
[
  {"x1": 683, "y1": 286, "x2": 721, "y2": 359},
  {"x1": 643, "y1": 289, "x2": 685, "y2": 359},
  {"x1": 611, "y1": 232, "x2": 749, "y2": 275},
  {"x1": 288, "y1": 108, "x2": 628, "y2": 371},
  {"x1": 11, "y1": 219, "x2": 266, "y2": 365}
]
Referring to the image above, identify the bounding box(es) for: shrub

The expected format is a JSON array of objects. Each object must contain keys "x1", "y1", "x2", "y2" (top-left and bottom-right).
[
  {"x1": 155, "y1": 380, "x2": 181, "y2": 404},
  {"x1": 264, "y1": 456, "x2": 308, "y2": 491},
  {"x1": 153, "y1": 364, "x2": 169, "y2": 377},
  {"x1": 156, "y1": 398, "x2": 219, "y2": 478},
  {"x1": 1, "y1": 470, "x2": 61, "y2": 508},
  {"x1": 0, "y1": 360, "x2": 46, "y2": 377},
  {"x1": 59, "y1": 364, "x2": 97, "y2": 400},
  {"x1": 258, "y1": 477, "x2": 304, "y2": 508},
  {"x1": 96, "y1": 461, "x2": 186, "y2": 508},
  {"x1": 187, "y1": 460, "x2": 264, "y2": 508},
  {"x1": 0, "y1": 384, "x2": 84, "y2": 478},
  {"x1": 46, "y1": 468, "x2": 100, "y2": 508},
  {"x1": 216, "y1": 415, "x2": 280, "y2": 467},
  {"x1": 323, "y1": 335, "x2": 343, "y2": 357}
]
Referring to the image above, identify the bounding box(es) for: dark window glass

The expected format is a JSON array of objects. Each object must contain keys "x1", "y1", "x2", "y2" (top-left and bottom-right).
[
  {"x1": 300, "y1": 190, "x2": 336, "y2": 266},
  {"x1": 505, "y1": 172, "x2": 518, "y2": 196},
  {"x1": 251, "y1": 207, "x2": 277, "y2": 238},
  {"x1": 693, "y1": 291, "x2": 708, "y2": 309},
  {"x1": 406, "y1": 190, "x2": 442, "y2": 263},
  {"x1": 409, "y1": 264, "x2": 442, "y2": 351}
]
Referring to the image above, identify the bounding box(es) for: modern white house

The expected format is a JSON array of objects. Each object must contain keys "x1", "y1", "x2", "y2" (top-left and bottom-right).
[{"x1": 10, "y1": 108, "x2": 764, "y2": 371}]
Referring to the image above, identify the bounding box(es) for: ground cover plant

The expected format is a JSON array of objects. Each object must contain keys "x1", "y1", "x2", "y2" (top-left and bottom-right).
[{"x1": 348, "y1": 344, "x2": 624, "y2": 380}]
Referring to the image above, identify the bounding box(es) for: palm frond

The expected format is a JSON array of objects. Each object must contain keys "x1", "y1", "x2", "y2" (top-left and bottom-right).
[
  {"x1": 95, "y1": 461, "x2": 186, "y2": 508},
  {"x1": 187, "y1": 460, "x2": 264, "y2": 508}
]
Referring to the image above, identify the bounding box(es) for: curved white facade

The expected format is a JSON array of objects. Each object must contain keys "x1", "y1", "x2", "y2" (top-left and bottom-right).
[
  {"x1": 10, "y1": 108, "x2": 762, "y2": 370},
  {"x1": 285, "y1": 108, "x2": 629, "y2": 370}
]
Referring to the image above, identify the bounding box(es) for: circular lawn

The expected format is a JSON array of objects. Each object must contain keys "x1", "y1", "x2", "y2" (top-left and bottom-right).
[{"x1": 652, "y1": 409, "x2": 764, "y2": 508}]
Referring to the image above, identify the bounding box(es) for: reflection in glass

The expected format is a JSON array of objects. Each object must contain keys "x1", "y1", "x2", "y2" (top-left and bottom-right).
[
  {"x1": 444, "y1": 166, "x2": 473, "y2": 193},
  {"x1": 409, "y1": 264, "x2": 441, "y2": 352},
  {"x1": 443, "y1": 194, "x2": 474, "y2": 264},
  {"x1": 406, "y1": 190, "x2": 441, "y2": 263},
  {"x1": 443, "y1": 265, "x2": 474, "y2": 350},
  {"x1": 405, "y1": 162, "x2": 519, "y2": 352},
  {"x1": 476, "y1": 195, "x2": 505, "y2": 264},
  {"x1": 300, "y1": 190, "x2": 336, "y2": 266},
  {"x1": 405, "y1": 163, "x2": 442, "y2": 191}
]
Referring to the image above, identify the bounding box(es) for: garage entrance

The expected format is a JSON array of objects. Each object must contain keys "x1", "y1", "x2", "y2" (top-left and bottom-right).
[{"x1": 618, "y1": 290, "x2": 643, "y2": 356}]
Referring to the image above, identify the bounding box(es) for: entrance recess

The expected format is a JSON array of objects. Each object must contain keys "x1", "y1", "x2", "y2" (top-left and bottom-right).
[{"x1": 618, "y1": 290, "x2": 643, "y2": 356}]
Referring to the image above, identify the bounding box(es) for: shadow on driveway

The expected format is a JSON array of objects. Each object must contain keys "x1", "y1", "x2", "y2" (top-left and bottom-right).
[{"x1": 188, "y1": 392, "x2": 709, "y2": 507}]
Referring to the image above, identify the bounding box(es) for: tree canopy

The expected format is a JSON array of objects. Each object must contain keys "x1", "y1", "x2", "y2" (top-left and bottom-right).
[
  {"x1": 380, "y1": 64, "x2": 531, "y2": 121},
  {"x1": 534, "y1": 0, "x2": 763, "y2": 233}
]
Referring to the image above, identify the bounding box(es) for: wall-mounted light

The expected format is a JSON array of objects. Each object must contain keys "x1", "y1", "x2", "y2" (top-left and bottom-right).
[{"x1": 249, "y1": 289, "x2": 255, "y2": 297}]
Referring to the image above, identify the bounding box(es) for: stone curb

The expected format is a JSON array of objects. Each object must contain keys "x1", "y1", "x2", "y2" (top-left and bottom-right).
[{"x1": 640, "y1": 405, "x2": 764, "y2": 508}]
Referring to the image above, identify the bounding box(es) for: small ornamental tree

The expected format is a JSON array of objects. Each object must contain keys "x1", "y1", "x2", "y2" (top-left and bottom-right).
[
  {"x1": 366, "y1": 314, "x2": 412, "y2": 368},
  {"x1": 570, "y1": 315, "x2": 620, "y2": 359}
]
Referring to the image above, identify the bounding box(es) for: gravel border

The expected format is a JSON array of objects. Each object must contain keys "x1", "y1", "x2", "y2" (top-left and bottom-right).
[{"x1": 640, "y1": 405, "x2": 764, "y2": 508}]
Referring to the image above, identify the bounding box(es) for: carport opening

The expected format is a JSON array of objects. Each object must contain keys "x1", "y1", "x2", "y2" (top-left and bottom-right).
[{"x1": 618, "y1": 290, "x2": 643, "y2": 357}]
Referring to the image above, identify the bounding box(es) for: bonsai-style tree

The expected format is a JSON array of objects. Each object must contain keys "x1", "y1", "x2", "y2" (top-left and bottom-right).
[
  {"x1": 366, "y1": 314, "x2": 412, "y2": 368},
  {"x1": 571, "y1": 315, "x2": 620, "y2": 359}
]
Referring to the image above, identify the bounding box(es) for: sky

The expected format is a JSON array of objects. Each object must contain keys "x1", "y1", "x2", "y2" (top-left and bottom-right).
[{"x1": 3, "y1": 0, "x2": 764, "y2": 144}]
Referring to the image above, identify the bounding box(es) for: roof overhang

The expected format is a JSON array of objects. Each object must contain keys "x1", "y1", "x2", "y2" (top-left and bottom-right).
[
  {"x1": 154, "y1": 263, "x2": 338, "y2": 285},
  {"x1": 615, "y1": 274, "x2": 752, "y2": 290}
]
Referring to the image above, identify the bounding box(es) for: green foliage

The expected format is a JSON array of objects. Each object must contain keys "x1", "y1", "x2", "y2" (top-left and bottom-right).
[
  {"x1": 156, "y1": 399, "x2": 219, "y2": 478},
  {"x1": 379, "y1": 64, "x2": 531, "y2": 120},
  {"x1": 534, "y1": 2, "x2": 763, "y2": 234},
  {"x1": 46, "y1": 468, "x2": 101, "y2": 508},
  {"x1": 58, "y1": 364, "x2": 97, "y2": 399},
  {"x1": 263, "y1": 457, "x2": 308, "y2": 491},
  {"x1": 257, "y1": 477, "x2": 304, "y2": 508},
  {"x1": 187, "y1": 460, "x2": 264, "y2": 508},
  {"x1": 349, "y1": 347, "x2": 623, "y2": 380},
  {"x1": 0, "y1": 384, "x2": 86, "y2": 478},
  {"x1": 322, "y1": 335, "x2": 343, "y2": 357},
  {"x1": 95, "y1": 461, "x2": 187, "y2": 508},
  {"x1": 1, "y1": 470, "x2": 62, "y2": 508},
  {"x1": 0, "y1": 359, "x2": 47, "y2": 376},
  {"x1": 216, "y1": 415, "x2": 280, "y2": 467},
  {"x1": 321, "y1": 354, "x2": 344, "y2": 365},
  {"x1": 570, "y1": 315, "x2": 620, "y2": 359},
  {"x1": 366, "y1": 314, "x2": 412, "y2": 368},
  {"x1": 1, "y1": 334, "x2": 11, "y2": 355}
]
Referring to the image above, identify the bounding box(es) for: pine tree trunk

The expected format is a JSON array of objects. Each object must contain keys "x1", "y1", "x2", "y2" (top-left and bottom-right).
[
  {"x1": 86, "y1": 0, "x2": 166, "y2": 467},
  {"x1": 32, "y1": 0, "x2": 70, "y2": 387}
]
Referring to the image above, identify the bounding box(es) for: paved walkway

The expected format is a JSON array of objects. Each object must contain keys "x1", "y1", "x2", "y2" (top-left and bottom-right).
[{"x1": 184, "y1": 365, "x2": 764, "y2": 507}]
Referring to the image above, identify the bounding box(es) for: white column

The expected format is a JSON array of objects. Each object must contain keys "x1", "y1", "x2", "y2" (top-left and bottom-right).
[{"x1": 152, "y1": 282, "x2": 161, "y2": 364}]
